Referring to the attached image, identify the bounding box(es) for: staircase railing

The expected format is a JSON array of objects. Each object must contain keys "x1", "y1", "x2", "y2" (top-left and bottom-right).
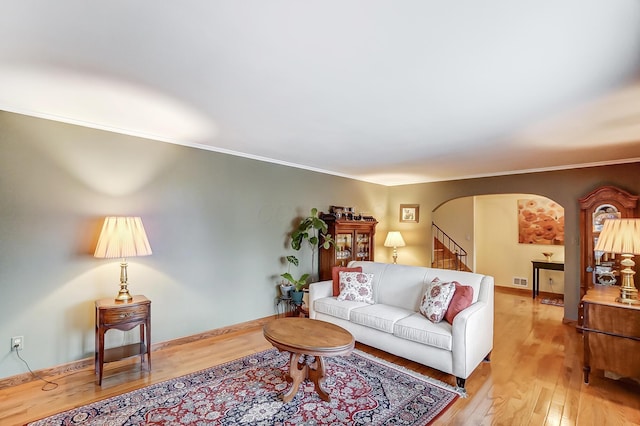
[{"x1": 432, "y1": 222, "x2": 469, "y2": 271}]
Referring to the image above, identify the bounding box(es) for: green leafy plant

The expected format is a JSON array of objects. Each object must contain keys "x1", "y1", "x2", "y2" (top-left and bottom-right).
[
  {"x1": 280, "y1": 255, "x2": 309, "y2": 291},
  {"x1": 290, "y1": 208, "x2": 334, "y2": 252},
  {"x1": 281, "y1": 208, "x2": 335, "y2": 291}
]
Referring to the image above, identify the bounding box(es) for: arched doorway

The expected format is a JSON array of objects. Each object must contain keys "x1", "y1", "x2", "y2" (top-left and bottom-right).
[{"x1": 433, "y1": 193, "x2": 566, "y2": 302}]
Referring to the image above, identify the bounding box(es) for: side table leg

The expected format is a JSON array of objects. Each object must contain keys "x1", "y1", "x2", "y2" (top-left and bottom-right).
[
  {"x1": 583, "y1": 366, "x2": 590, "y2": 384},
  {"x1": 97, "y1": 329, "x2": 105, "y2": 386},
  {"x1": 282, "y1": 352, "x2": 307, "y2": 403}
]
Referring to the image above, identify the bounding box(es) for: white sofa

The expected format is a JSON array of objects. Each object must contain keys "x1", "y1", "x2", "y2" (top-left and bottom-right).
[{"x1": 309, "y1": 261, "x2": 494, "y2": 390}]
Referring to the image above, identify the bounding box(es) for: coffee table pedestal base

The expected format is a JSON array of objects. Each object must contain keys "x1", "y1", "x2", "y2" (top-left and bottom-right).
[{"x1": 283, "y1": 353, "x2": 330, "y2": 402}]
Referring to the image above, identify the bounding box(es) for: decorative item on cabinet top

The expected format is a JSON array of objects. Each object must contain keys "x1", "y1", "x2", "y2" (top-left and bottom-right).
[{"x1": 323, "y1": 206, "x2": 376, "y2": 222}]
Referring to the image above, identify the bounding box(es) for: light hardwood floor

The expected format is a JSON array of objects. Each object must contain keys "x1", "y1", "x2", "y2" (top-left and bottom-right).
[{"x1": 1, "y1": 288, "x2": 639, "y2": 425}]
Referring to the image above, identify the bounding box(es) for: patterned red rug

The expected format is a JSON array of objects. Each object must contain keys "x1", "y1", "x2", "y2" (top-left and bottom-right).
[{"x1": 29, "y1": 348, "x2": 461, "y2": 425}]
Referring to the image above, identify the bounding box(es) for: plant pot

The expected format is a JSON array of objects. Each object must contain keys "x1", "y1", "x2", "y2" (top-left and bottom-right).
[
  {"x1": 280, "y1": 284, "x2": 293, "y2": 299},
  {"x1": 291, "y1": 290, "x2": 304, "y2": 306}
]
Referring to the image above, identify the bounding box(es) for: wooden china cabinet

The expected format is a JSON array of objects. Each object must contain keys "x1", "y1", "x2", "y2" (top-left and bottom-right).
[
  {"x1": 318, "y1": 212, "x2": 377, "y2": 281},
  {"x1": 578, "y1": 185, "x2": 640, "y2": 383}
]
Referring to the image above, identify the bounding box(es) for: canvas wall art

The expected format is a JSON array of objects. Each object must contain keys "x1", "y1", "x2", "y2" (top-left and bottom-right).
[{"x1": 518, "y1": 198, "x2": 564, "y2": 245}]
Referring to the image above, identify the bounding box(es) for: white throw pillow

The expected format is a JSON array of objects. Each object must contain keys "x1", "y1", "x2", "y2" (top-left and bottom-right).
[
  {"x1": 419, "y1": 277, "x2": 456, "y2": 323},
  {"x1": 337, "y1": 271, "x2": 375, "y2": 304}
]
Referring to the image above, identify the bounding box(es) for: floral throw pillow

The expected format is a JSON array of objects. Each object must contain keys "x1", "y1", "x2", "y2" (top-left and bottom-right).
[
  {"x1": 337, "y1": 272, "x2": 375, "y2": 304},
  {"x1": 419, "y1": 277, "x2": 457, "y2": 323},
  {"x1": 331, "y1": 266, "x2": 362, "y2": 296}
]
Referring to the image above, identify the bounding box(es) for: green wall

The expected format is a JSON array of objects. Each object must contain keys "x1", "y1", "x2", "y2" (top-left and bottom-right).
[{"x1": 0, "y1": 111, "x2": 388, "y2": 379}]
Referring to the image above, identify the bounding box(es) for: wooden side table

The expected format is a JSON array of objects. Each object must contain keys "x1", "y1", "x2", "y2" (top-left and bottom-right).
[
  {"x1": 531, "y1": 260, "x2": 564, "y2": 299},
  {"x1": 95, "y1": 295, "x2": 151, "y2": 385}
]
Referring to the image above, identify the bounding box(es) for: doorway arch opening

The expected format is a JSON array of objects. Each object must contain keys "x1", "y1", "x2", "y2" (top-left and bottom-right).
[{"x1": 433, "y1": 193, "x2": 566, "y2": 302}]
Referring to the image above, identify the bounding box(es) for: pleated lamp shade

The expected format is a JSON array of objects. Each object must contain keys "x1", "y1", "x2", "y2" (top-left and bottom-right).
[
  {"x1": 594, "y1": 218, "x2": 640, "y2": 255},
  {"x1": 94, "y1": 216, "x2": 152, "y2": 302},
  {"x1": 94, "y1": 217, "x2": 152, "y2": 259},
  {"x1": 594, "y1": 218, "x2": 640, "y2": 304},
  {"x1": 384, "y1": 231, "x2": 406, "y2": 248}
]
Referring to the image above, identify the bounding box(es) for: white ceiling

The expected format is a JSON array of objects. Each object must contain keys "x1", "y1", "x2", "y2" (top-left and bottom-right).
[{"x1": 1, "y1": 1, "x2": 640, "y2": 185}]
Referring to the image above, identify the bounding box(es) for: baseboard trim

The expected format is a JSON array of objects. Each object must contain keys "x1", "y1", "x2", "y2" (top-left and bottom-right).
[
  {"x1": 495, "y1": 285, "x2": 564, "y2": 301},
  {"x1": 0, "y1": 315, "x2": 275, "y2": 390}
]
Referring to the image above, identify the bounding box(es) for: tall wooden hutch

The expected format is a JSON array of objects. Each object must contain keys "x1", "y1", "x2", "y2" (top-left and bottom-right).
[
  {"x1": 578, "y1": 186, "x2": 639, "y2": 313},
  {"x1": 578, "y1": 185, "x2": 640, "y2": 384},
  {"x1": 318, "y1": 212, "x2": 377, "y2": 281}
]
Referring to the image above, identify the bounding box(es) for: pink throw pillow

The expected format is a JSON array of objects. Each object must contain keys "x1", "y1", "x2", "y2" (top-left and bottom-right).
[
  {"x1": 331, "y1": 266, "x2": 362, "y2": 296},
  {"x1": 445, "y1": 282, "x2": 474, "y2": 324}
]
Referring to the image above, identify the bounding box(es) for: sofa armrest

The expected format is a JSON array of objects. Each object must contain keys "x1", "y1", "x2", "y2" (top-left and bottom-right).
[
  {"x1": 451, "y1": 276, "x2": 494, "y2": 379},
  {"x1": 308, "y1": 280, "x2": 333, "y2": 319}
]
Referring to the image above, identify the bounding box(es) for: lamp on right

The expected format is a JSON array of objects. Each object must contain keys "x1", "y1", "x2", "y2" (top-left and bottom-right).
[
  {"x1": 594, "y1": 218, "x2": 640, "y2": 304},
  {"x1": 384, "y1": 231, "x2": 406, "y2": 264}
]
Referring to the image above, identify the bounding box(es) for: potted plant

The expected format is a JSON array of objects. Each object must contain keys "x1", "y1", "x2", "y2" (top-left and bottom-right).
[
  {"x1": 280, "y1": 255, "x2": 308, "y2": 305},
  {"x1": 279, "y1": 282, "x2": 294, "y2": 299},
  {"x1": 281, "y1": 208, "x2": 335, "y2": 306}
]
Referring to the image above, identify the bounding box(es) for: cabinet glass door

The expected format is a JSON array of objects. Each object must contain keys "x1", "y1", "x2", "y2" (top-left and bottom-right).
[
  {"x1": 356, "y1": 232, "x2": 370, "y2": 260},
  {"x1": 592, "y1": 204, "x2": 621, "y2": 286},
  {"x1": 335, "y1": 233, "x2": 353, "y2": 266}
]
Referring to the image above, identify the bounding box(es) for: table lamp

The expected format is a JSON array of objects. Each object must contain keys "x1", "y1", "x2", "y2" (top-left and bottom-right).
[
  {"x1": 94, "y1": 216, "x2": 152, "y2": 302},
  {"x1": 593, "y1": 218, "x2": 640, "y2": 304},
  {"x1": 384, "y1": 231, "x2": 406, "y2": 264}
]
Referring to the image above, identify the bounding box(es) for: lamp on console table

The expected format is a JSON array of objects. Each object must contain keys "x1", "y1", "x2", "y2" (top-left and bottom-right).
[
  {"x1": 94, "y1": 216, "x2": 153, "y2": 302},
  {"x1": 594, "y1": 218, "x2": 640, "y2": 305},
  {"x1": 384, "y1": 231, "x2": 406, "y2": 264}
]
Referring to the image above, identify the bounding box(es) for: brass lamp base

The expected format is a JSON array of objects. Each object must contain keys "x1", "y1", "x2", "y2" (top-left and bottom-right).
[
  {"x1": 115, "y1": 285, "x2": 133, "y2": 302},
  {"x1": 616, "y1": 255, "x2": 640, "y2": 305},
  {"x1": 115, "y1": 260, "x2": 133, "y2": 302},
  {"x1": 616, "y1": 286, "x2": 640, "y2": 305}
]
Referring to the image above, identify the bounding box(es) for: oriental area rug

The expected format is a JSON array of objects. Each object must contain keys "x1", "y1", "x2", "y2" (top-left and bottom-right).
[{"x1": 29, "y1": 348, "x2": 462, "y2": 425}]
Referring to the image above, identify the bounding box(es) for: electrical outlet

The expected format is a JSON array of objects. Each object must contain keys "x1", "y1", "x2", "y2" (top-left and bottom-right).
[{"x1": 11, "y1": 336, "x2": 23, "y2": 351}]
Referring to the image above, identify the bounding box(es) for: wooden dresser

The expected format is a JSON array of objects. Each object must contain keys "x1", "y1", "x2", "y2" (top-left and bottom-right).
[{"x1": 581, "y1": 285, "x2": 640, "y2": 384}]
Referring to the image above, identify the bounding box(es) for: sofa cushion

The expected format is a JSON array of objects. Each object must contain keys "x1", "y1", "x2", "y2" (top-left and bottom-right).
[
  {"x1": 337, "y1": 272, "x2": 375, "y2": 304},
  {"x1": 314, "y1": 297, "x2": 369, "y2": 320},
  {"x1": 419, "y1": 278, "x2": 456, "y2": 323},
  {"x1": 350, "y1": 261, "x2": 431, "y2": 309},
  {"x1": 350, "y1": 304, "x2": 414, "y2": 333},
  {"x1": 331, "y1": 266, "x2": 362, "y2": 296},
  {"x1": 393, "y1": 313, "x2": 453, "y2": 351},
  {"x1": 444, "y1": 282, "x2": 474, "y2": 324}
]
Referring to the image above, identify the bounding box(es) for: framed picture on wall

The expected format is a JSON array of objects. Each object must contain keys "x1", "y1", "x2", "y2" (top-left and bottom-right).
[
  {"x1": 400, "y1": 204, "x2": 419, "y2": 223},
  {"x1": 517, "y1": 198, "x2": 564, "y2": 245}
]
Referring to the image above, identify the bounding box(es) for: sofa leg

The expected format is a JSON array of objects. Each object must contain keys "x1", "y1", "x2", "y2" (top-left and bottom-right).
[
  {"x1": 484, "y1": 351, "x2": 492, "y2": 362},
  {"x1": 455, "y1": 377, "x2": 466, "y2": 389}
]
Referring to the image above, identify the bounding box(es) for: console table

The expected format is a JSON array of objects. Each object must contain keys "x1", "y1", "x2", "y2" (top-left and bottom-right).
[
  {"x1": 531, "y1": 260, "x2": 564, "y2": 299},
  {"x1": 95, "y1": 295, "x2": 151, "y2": 385},
  {"x1": 580, "y1": 285, "x2": 640, "y2": 383}
]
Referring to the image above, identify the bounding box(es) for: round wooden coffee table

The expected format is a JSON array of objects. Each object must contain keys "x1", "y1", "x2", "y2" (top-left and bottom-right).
[{"x1": 263, "y1": 317, "x2": 355, "y2": 402}]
